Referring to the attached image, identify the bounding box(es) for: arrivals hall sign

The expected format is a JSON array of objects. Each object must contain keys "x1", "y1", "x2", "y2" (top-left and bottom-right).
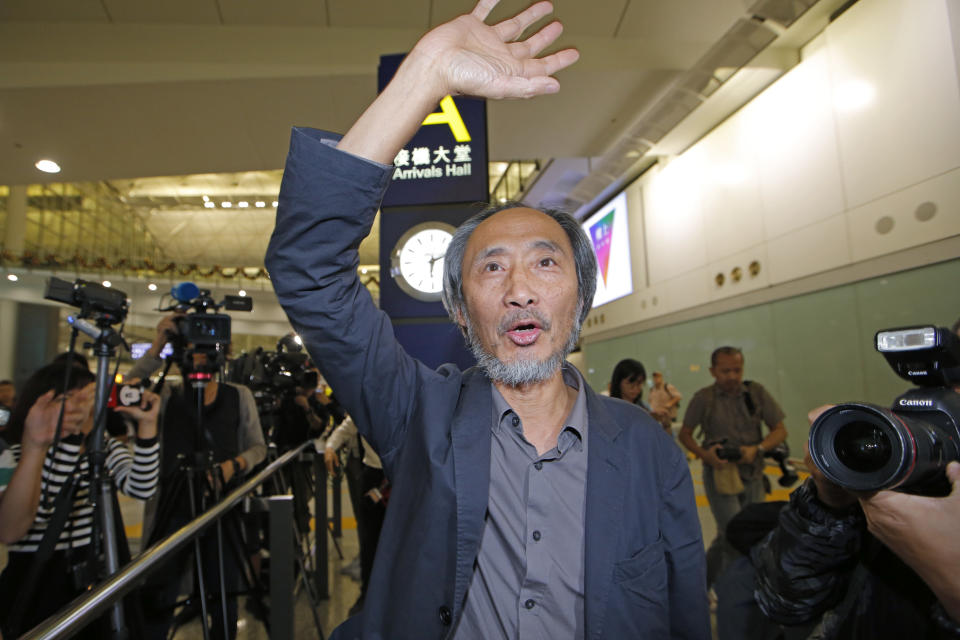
[{"x1": 378, "y1": 53, "x2": 489, "y2": 207}]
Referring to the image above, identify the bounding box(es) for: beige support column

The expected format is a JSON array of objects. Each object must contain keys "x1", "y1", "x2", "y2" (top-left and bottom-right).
[
  {"x1": 1, "y1": 185, "x2": 27, "y2": 380},
  {"x1": 0, "y1": 300, "x2": 16, "y2": 380},
  {"x1": 5, "y1": 184, "x2": 27, "y2": 254}
]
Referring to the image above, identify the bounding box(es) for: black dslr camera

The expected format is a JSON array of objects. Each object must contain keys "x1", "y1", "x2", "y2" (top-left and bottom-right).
[
  {"x1": 709, "y1": 438, "x2": 800, "y2": 487},
  {"x1": 808, "y1": 325, "x2": 960, "y2": 495}
]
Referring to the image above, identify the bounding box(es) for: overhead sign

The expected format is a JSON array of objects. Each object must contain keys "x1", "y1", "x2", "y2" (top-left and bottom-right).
[{"x1": 378, "y1": 54, "x2": 489, "y2": 207}]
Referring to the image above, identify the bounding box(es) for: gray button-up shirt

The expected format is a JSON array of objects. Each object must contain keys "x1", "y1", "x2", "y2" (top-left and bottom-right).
[{"x1": 453, "y1": 364, "x2": 589, "y2": 640}]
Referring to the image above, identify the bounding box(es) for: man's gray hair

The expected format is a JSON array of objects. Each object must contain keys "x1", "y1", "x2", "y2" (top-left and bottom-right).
[{"x1": 441, "y1": 201, "x2": 598, "y2": 329}]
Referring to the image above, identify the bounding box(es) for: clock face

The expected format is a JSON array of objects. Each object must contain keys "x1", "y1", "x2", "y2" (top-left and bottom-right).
[{"x1": 390, "y1": 222, "x2": 457, "y2": 302}]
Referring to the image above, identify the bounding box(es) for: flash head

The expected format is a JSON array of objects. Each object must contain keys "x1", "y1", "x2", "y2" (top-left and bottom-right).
[{"x1": 875, "y1": 325, "x2": 960, "y2": 387}]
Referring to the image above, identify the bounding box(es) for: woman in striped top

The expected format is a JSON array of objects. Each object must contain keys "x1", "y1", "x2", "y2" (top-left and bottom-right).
[{"x1": 0, "y1": 361, "x2": 161, "y2": 638}]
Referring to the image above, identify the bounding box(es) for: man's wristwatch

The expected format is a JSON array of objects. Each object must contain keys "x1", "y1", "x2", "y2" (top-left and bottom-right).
[{"x1": 756, "y1": 444, "x2": 766, "y2": 456}]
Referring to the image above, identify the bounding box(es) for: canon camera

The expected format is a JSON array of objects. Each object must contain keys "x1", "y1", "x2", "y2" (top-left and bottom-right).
[{"x1": 808, "y1": 325, "x2": 960, "y2": 494}]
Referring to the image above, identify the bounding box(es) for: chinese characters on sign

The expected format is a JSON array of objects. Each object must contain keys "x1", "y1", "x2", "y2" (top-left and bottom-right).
[{"x1": 392, "y1": 144, "x2": 474, "y2": 180}]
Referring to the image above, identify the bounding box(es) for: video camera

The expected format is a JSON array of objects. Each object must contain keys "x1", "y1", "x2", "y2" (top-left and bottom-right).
[
  {"x1": 159, "y1": 282, "x2": 252, "y2": 372},
  {"x1": 228, "y1": 334, "x2": 316, "y2": 401},
  {"x1": 710, "y1": 438, "x2": 800, "y2": 487},
  {"x1": 45, "y1": 277, "x2": 129, "y2": 325},
  {"x1": 808, "y1": 325, "x2": 960, "y2": 495}
]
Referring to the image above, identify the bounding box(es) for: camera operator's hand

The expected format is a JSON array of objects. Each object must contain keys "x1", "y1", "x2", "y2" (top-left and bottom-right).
[
  {"x1": 22, "y1": 384, "x2": 95, "y2": 450},
  {"x1": 148, "y1": 313, "x2": 184, "y2": 358},
  {"x1": 857, "y1": 462, "x2": 960, "y2": 622},
  {"x1": 293, "y1": 392, "x2": 311, "y2": 411},
  {"x1": 702, "y1": 443, "x2": 727, "y2": 469},
  {"x1": 112, "y1": 385, "x2": 160, "y2": 440},
  {"x1": 324, "y1": 446, "x2": 340, "y2": 476},
  {"x1": 739, "y1": 445, "x2": 760, "y2": 465},
  {"x1": 803, "y1": 444, "x2": 860, "y2": 511}
]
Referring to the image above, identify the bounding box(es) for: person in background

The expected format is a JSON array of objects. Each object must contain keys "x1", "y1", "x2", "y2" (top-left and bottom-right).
[
  {"x1": 325, "y1": 415, "x2": 386, "y2": 616},
  {"x1": 679, "y1": 346, "x2": 787, "y2": 588},
  {"x1": 0, "y1": 380, "x2": 15, "y2": 415},
  {"x1": 0, "y1": 361, "x2": 160, "y2": 639},
  {"x1": 608, "y1": 358, "x2": 651, "y2": 411},
  {"x1": 129, "y1": 313, "x2": 266, "y2": 640},
  {"x1": 648, "y1": 371, "x2": 682, "y2": 433},
  {"x1": 747, "y1": 404, "x2": 960, "y2": 639}
]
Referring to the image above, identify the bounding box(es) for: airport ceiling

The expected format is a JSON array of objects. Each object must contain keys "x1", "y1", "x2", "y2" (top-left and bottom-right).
[{"x1": 0, "y1": 0, "x2": 845, "y2": 267}]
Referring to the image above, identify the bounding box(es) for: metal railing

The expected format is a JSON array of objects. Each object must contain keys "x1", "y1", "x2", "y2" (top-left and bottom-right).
[{"x1": 19, "y1": 440, "x2": 330, "y2": 640}]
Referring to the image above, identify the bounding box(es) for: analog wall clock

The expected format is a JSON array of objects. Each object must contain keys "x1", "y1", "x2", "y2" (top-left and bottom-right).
[{"x1": 390, "y1": 221, "x2": 457, "y2": 302}]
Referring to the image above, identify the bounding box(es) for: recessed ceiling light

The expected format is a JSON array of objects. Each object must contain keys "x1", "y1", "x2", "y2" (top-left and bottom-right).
[
  {"x1": 204, "y1": 201, "x2": 216, "y2": 208},
  {"x1": 148, "y1": 283, "x2": 158, "y2": 291},
  {"x1": 221, "y1": 202, "x2": 232, "y2": 208},
  {"x1": 102, "y1": 280, "x2": 112, "y2": 288},
  {"x1": 202, "y1": 195, "x2": 210, "y2": 202},
  {"x1": 35, "y1": 159, "x2": 61, "y2": 173},
  {"x1": 7, "y1": 274, "x2": 18, "y2": 282},
  {"x1": 272, "y1": 201, "x2": 278, "y2": 207},
  {"x1": 238, "y1": 201, "x2": 249, "y2": 208},
  {"x1": 255, "y1": 201, "x2": 265, "y2": 208},
  {"x1": 238, "y1": 289, "x2": 247, "y2": 297}
]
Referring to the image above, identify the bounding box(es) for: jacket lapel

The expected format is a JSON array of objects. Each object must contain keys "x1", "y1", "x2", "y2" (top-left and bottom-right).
[
  {"x1": 583, "y1": 389, "x2": 628, "y2": 640},
  {"x1": 451, "y1": 368, "x2": 494, "y2": 615}
]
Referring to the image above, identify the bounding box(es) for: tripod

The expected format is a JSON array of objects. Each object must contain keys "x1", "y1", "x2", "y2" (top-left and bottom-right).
[
  {"x1": 7, "y1": 316, "x2": 135, "y2": 639},
  {"x1": 145, "y1": 368, "x2": 256, "y2": 640}
]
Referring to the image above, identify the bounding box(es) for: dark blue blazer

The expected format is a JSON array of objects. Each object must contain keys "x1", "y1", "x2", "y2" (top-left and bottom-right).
[{"x1": 266, "y1": 127, "x2": 710, "y2": 640}]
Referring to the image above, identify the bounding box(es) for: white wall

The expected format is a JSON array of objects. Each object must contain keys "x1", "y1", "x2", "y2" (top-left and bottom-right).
[{"x1": 582, "y1": 0, "x2": 960, "y2": 338}]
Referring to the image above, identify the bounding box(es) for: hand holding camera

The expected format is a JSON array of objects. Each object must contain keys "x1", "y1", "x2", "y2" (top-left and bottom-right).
[{"x1": 112, "y1": 381, "x2": 160, "y2": 440}]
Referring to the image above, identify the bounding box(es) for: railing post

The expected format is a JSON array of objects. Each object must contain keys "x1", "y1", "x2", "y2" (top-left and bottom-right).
[
  {"x1": 314, "y1": 451, "x2": 329, "y2": 598},
  {"x1": 331, "y1": 472, "x2": 342, "y2": 538},
  {"x1": 268, "y1": 495, "x2": 295, "y2": 639}
]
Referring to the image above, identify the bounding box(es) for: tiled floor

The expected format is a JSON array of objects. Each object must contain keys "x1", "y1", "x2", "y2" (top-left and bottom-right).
[{"x1": 38, "y1": 443, "x2": 807, "y2": 639}]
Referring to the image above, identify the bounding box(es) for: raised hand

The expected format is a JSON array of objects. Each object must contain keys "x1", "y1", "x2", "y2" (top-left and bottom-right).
[
  {"x1": 412, "y1": 0, "x2": 579, "y2": 100},
  {"x1": 22, "y1": 383, "x2": 96, "y2": 451},
  {"x1": 337, "y1": 0, "x2": 579, "y2": 165}
]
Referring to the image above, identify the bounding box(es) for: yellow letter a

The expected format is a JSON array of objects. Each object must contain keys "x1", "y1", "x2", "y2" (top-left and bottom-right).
[{"x1": 421, "y1": 96, "x2": 471, "y2": 142}]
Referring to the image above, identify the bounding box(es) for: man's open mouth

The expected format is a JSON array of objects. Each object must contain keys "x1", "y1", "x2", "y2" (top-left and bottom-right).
[{"x1": 505, "y1": 320, "x2": 542, "y2": 346}]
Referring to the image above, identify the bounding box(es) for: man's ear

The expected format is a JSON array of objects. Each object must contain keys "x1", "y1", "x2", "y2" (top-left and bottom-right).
[{"x1": 454, "y1": 308, "x2": 469, "y2": 338}]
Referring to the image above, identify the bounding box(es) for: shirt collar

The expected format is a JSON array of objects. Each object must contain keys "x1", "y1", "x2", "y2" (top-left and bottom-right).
[{"x1": 490, "y1": 363, "x2": 588, "y2": 449}]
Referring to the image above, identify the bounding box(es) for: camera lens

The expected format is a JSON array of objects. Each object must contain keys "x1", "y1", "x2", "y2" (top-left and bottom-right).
[
  {"x1": 834, "y1": 421, "x2": 892, "y2": 473},
  {"x1": 809, "y1": 400, "x2": 960, "y2": 492}
]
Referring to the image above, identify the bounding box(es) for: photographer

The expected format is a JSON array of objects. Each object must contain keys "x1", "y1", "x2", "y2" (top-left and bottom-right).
[
  {"x1": 130, "y1": 313, "x2": 266, "y2": 640},
  {"x1": 274, "y1": 368, "x2": 343, "y2": 452},
  {"x1": 324, "y1": 415, "x2": 386, "y2": 615},
  {"x1": 679, "y1": 346, "x2": 788, "y2": 588},
  {"x1": 0, "y1": 361, "x2": 160, "y2": 639},
  {"x1": 748, "y1": 406, "x2": 960, "y2": 639}
]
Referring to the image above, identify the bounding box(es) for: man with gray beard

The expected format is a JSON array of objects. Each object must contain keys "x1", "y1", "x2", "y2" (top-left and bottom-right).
[{"x1": 265, "y1": 1, "x2": 708, "y2": 638}]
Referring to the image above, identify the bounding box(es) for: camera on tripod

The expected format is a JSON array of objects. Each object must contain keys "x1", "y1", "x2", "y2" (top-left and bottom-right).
[
  {"x1": 709, "y1": 438, "x2": 800, "y2": 487},
  {"x1": 228, "y1": 334, "x2": 316, "y2": 416},
  {"x1": 45, "y1": 277, "x2": 129, "y2": 325},
  {"x1": 160, "y1": 282, "x2": 253, "y2": 372},
  {"x1": 809, "y1": 325, "x2": 960, "y2": 494}
]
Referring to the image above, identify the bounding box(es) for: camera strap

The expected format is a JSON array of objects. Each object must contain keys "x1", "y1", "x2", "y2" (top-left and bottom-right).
[{"x1": 7, "y1": 469, "x2": 80, "y2": 637}]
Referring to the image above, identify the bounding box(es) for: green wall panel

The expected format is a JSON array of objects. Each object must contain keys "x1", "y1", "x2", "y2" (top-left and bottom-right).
[{"x1": 582, "y1": 258, "x2": 960, "y2": 458}]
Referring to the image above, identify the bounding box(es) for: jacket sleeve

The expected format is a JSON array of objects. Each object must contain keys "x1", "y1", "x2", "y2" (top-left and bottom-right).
[
  {"x1": 750, "y1": 479, "x2": 865, "y2": 625},
  {"x1": 265, "y1": 128, "x2": 435, "y2": 468},
  {"x1": 325, "y1": 416, "x2": 358, "y2": 452},
  {"x1": 661, "y1": 443, "x2": 711, "y2": 638}
]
